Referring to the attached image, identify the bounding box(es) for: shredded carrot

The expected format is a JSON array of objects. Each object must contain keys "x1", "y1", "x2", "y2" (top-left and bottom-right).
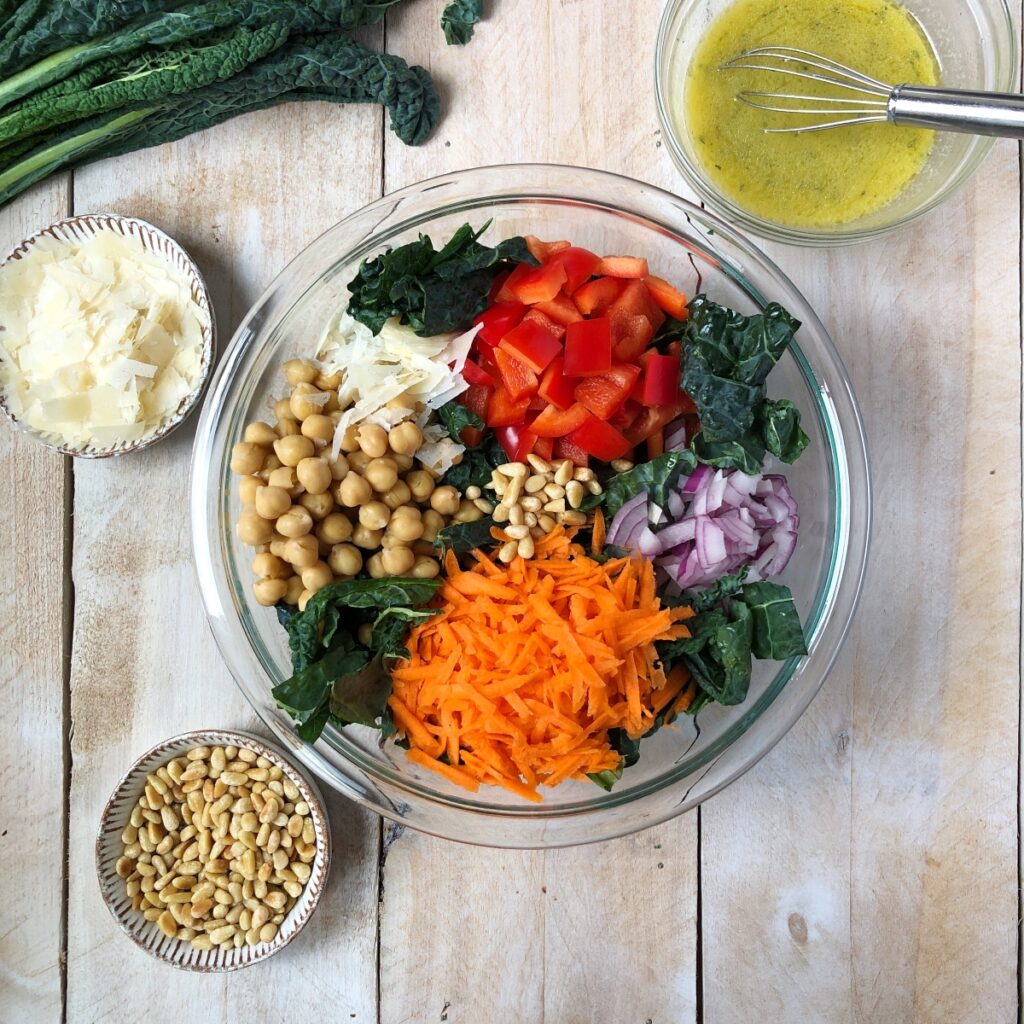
[
  {"x1": 591, "y1": 507, "x2": 606, "y2": 556},
  {"x1": 388, "y1": 532, "x2": 693, "y2": 800}
]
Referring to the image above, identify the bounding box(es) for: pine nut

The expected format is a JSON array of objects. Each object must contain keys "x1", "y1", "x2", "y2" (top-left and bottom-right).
[
  {"x1": 283, "y1": 782, "x2": 300, "y2": 802},
  {"x1": 517, "y1": 536, "x2": 535, "y2": 559},
  {"x1": 565, "y1": 481, "x2": 585, "y2": 508},
  {"x1": 501, "y1": 476, "x2": 523, "y2": 506},
  {"x1": 210, "y1": 924, "x2": 236, "y2": 945},
  {"x1": 498, "y1": 462, "x2": 528, "y2": 478},
  {"x1": 115, "y1": 857, "x2": 134, "y2": 879},
  {"x1": 260, "y1": 923, "x2": 278, "y2": 943},
  {"x1": 610, "y1": 458, "x2": 634, "y2": 472},
  {"x1": 561, "y1": 511, "x2": 588, "y2": 527},
  {"x1": 508, "y1": 504, "x2": 525, "y2": 526},
  {"x1": 238, "y1": 748, "x2": 258, "y2": 764},
  {"x1": 492, "y1": 504, "x2": 510, "y2": 523},
  {"x1": 554, "y1": 460, "x2": 574, "y2": 486},
  {"x1": 524, "y1": 512, "x2": 538, "y2": 528},
  {"x1": 519, "y1": 496, "x2": 542, "y2": 513},
  {"x1": 587, "y1": 480, "x2": 603, "y2": 496},
  {"x1": 524, "y1": 474, "x2": 547, "y2": 494},
  {"x1": 526, "y1": 454, "x2": 551, "y2": 473},
  {"x1": 504, "y1": 524, "x2": 529, "y2": 540},
  {"x1": 538, "y1": 514, "x2": 557, "y2": 532},
  {"x1": 472, "y1": 498, "x2": 493, "y2": 514},
  {"x1": 543, "y1": 482, "x2": 565, "y2": 500},
  {"x1": 191, "y1": 935, "x2": 214, "y2": 951},
  {"x1": 264, "y1": 890, "x2": 287, "y2": 911},
  {"x1": 543, "y1": 498, "x2": 566, "y2": 513},
  {"x1": 143, "y1": 907, "x2": 162, "y2": 922},
  {"x1": 220, "y1": 771, "x2": 248, "y2": 787}
]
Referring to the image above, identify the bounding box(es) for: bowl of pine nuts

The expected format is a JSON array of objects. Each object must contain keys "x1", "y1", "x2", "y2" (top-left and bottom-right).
[{"x1": 96, "y1": 729, "x2": 330, "y2": 971}]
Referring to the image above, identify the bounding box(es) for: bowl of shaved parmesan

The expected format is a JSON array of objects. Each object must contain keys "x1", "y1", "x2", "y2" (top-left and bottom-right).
[{"x1": 0, "y1": 213, "x2": 214, "y2": 457}]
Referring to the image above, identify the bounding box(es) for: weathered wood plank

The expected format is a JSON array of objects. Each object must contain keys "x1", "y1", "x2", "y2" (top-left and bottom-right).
[
  {"x1": 0, "y1": 177, "x2": 71, "y2": 1023},
  {"x1": 701, "y1": 144, "x2": 1022, "y2": 1023},
  {"x1": 64, "y1": 99, "x2": 384, "y2": 1020},
  {"x1": 380, "y1": 4, "x2": 699, "y2": 1022}
]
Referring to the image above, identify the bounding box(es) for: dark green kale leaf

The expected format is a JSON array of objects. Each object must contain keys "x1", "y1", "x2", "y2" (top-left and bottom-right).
[
  {"x1": 434, "y1": 516, "x2": 495, "y2": 556},
  {"x1": 369, "y1": 605, "x2": 441, "y2": 661},
  {"x1": 272, "y1": 634, "x2": 370, "y2": 731},
  {"x1": 346, "y1": 221, "x2": 537, "y2": 336},
  {"x1": 682, "y1": 295, "x2": 807, "y2": 475},
  {"x1": 440, "y1": 431, "x2": 505, "y2": 492},
  {"x1": 441, "y1": 0, "x2": 483, "y2": 44},
  {"x1": 687, "y1": 566, "x2": 750, "y2": 613},
  {"x1": 436, "y1": 400, "x2": 483, "y2": 445},
  {"x1": 741, "y1": 582, "x2": 808, "y2": 660},
  {"x1": 584, "y1": 450, "x2": 697, "y2": 517}
]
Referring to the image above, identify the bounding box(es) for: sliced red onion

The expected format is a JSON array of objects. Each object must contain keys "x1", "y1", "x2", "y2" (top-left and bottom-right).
[
  {"x1": 605, "y1": 491, "x2": 649, "y2": 548},
  {"x1": 664, "y1": 419, "x2": 688, "y2": 452}
]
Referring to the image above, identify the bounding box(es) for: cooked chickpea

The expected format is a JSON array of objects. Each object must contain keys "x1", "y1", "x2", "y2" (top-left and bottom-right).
[
  {"x1": 253, "y1": 577, "x2": 288, "y2": 606},
  {"x1": 339, "y1": 424, "x2": 361, "y2": 453},
  {"x1": 328, "y1": 543, "x2": 363, "y2": 576},
  {"x1": 273, "y1": 398, "x2": 293, "y2": 422},
  {"x1": 359, "y1": 501, "x2": 391, "y2": 530},
  {"x1": 405, "y1": 470, "x2": 435, "y2": 502},
  {"x1": 239, "y1": 475, "x2": 261, "y2": 505},
  {"x1": 262, "y1": 452, "x2": 282, "y2": 474},
  {"x1": 356, "y1": 623, "x2": 374, "y2": 646},
  {"x1": 387, "y1": 509, "x2": 423, "y2": 543},
  {"x1": 298, "y1": 590, "x2": 314, "y2": 612},
  {"x1": 268, "y1": 466, "x2": 299, "y2": 493},
  {"x1": 351, "y1": 524, "x2": 384, "y2": 550},
  {"x1": 269, "y1": 537, "x2": 289, "y2": 559},
  {"x1": 337, "y1": 472, "x2": 372, "y2": 508},
  {"x1": 255, "y1": 485, "x2": 291, "y2": 520},
  {"x1": 296, "y1": 457, "x2": 331, "y2": 495},
  {"x1": 252, "y1": 553, "x2": 290, "y2": 579},
  {"x1": 381, "y1": 481, "x2": 412, "y2": 510},
  {"x1": 283, "y1": 358, "x2": 318, "y2": 386},
  {"x1": 301, "y1": 414, "x2": 335, "y2": 442},
  {"x1": 429, "y1": 485, "x2": 460, "y2": 516},
  {"x1": 237, "y1": 510, "x2": 274, "y2": 546},
  {"x1": 284, "y1": 575, "x2": 304, "y2": 605},
  {"x1": 299, "y1": 492, "x2": 334, "y2": 520},
  {"x1": 244, "y1": 421, "x2": 278, "y2": 446},
  {"x1": 275, "y1": 417, "x2": 301, "y2": 438},
  {"x1": 324, "y1": 391, "x2": 341, "y2": 413},
  {"x1": 290, "y1": 382, "x2": 328, "y2": 421},
  {"x1": 412, "y1": 539, "x2": 435, "y2": 557},
  {"x1": 231, "y1": 442, "x2": 265, "y2": 476},
  {"x1": 328, "y1": 454, "x2": 349, "y2": 481},
  {"x1": 273, "y1": 434, "x2": 314, "y2": 467},
  {"x1": 453, "y1": 498, "x2": 483, "y2": 524},
  {"x1": 411, "y1": 555, "x2": 441, "y2": 579},
  {"x1": 277, "y1": 506, "x2": 314, "y2": 538},
  {"x1": 388, "y1": 421, "x2": 423, "y2": 456},
  {"x1": 347, "y1": 450, "x2": 372, "y2": 474},
  {"x1": 283, "y1": 535, "x2": 319, "y2": 569},
  {"x1": 356, "y1": 423, "x2": 388, "y2": 459},
  {"x1": 366, "y1": 553, "x2": 387, "y2": 579},
  {"x1": 365, "y1": 457, "x2": 399, "y2": 494},
  {"x1": 317, "y1": 513, "x2": 353, "y2": 545},
  {"x1": 315, "y1": 369, "x2": 342, "y2": 391},
  {"x1": 300, "y1": 561, "x2": 333, "y2": 594},
  {"x1": 381, "y1": 545, "x2": 416, "y2": 575},
  {"x1": 392, "y1": 453, "x2": 414, "y2": 472},
  {"x1": 385, "y1": 394, "x2": 415, "y2": 412},
  {"x1": 420, "y1": 509, "x2": 445, "y2": 542}
]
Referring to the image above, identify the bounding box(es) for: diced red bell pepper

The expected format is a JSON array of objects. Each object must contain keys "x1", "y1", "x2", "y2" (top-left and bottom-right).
[
  {"x1": 595, "y1": 255, "x2": 650, "y2": 279},
  {"x1": 610, "y1": 310, "x2": 655, "y2": 362},
  {"x1": 554, "y1": 435, "x2": 589, "y2": 468},
  {"x1": 573, "y1": 276, "x2": 624, "y2": 316},
  {"x1": 492, "y1": 347, "x2": 539, "y2": 401},
  {"x1": 498, "y1": 319, "x2": 562, "y2": 374},
  {"x1": 525, "y1": 235, "x2": 571, "y2": 262},
  {"x1": 568, "y1": 414, "x2": 632, "y2": 461},
  {"x1": 641, "y1": 353, "x2": 681, "y2": 407},
  {"x1": 538, "y1": 355, "x2": 577, "y2": 410},
  {"x1": 459, "y1": 383, "x2": 491, "y2": 422},
  {"x1": 461, "y1": 358, "x2": 494, "y2": 388},
  {"x1": 624, "y1": 400, "x2": 688, "y2": 446},
  {"x1": 534, "y1": 291, "x2": 584, "y2": 326},
  {"x1": 574, "y1": 363, "x2": 641, "y2": 420},
  {"x1": 647, "y1": 429, "x2": 665, "y2": 459},
  {"x1": 609, "y1": 279, "x2": 666, "y2": 333},
  {"x1": 532, "y1": 436, "x2": 554, "y2": 461},
  {"x1": 474, "y1": 302, "x2": 526, "y2": 347},
  {"x1": 564, "y1": 317, "x2": 612, "y2": 377},
  {"x1": 496, "y1": 261, "x2": 568, "y2": 305},
  {"x1": 487, "y1": 384, "x2": 531, "y2": 427},
  {"x1": 495, "y1": 424, "x2": 538, "y2": 463},
  {"x1": 522, "y1": 307, "x2": 566, "y2": 340},
  {"x1": 461, "y1": 426, "x2": 485, "y2": 448},
  {"x1": 644, "y1": 275, "x2": 689, "y2": 320},
  {"x1": 530, "y1": 401, "x2": 591, "y2": 438},
  {"x1": 610, "y1": 398, "x2": 642, "y2": 432},
  {"x1": 548, "y1": 246, "x2": 601, "y2": 293},
  {"x1": 527, "y1": 393, "x2": 548, "y2": 412}
]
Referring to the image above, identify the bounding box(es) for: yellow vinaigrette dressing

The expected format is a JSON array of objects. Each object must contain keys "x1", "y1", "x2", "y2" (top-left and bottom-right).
[{"x1": 679, "y1": 0, "x2": 940, "y2": 228}]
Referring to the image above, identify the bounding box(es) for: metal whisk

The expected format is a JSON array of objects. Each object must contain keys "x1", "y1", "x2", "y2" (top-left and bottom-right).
[{"x1": 721, "y1": 46, "x2": 1024, "y2": 138}]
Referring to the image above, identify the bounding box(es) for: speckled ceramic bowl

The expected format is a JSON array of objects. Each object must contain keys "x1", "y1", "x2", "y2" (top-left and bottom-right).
[
  {"x1": 0, "y1": 212, "x2": 215, "y2": 457},
  {"x1": 96, "y1": 729, "x2": 330, "y2": 972}
]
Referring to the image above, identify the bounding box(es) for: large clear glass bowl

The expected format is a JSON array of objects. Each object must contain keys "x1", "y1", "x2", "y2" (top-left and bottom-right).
[
  {"x1": 655, "y1": 0, "x2": 1017, "y2": 246},
  {"x1": 190, "y1": 165, "x2": 870, "y2": 848}
]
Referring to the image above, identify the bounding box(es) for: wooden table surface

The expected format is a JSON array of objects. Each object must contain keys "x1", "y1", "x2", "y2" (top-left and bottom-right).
[{"x1": 2, "y1": 3, "x2": 1021, "y2": 1022}]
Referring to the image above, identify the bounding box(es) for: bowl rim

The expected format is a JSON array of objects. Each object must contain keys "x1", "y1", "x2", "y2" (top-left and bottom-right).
[
  {"x1": 0, "y1": 211, "x2": 216, "y2": 458},
  {"x1": 653, "y1": 0, "x2": 1019, "y2": 246},
  {"x1": 95, "y1": 728, "x2": 331, "y2": 971},
  {"x1": 191, "y1": 162, "x2": 872, "y2": 847}
]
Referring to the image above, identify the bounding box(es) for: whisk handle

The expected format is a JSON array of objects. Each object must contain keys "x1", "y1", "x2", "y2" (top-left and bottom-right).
[{"x1": 891, "y1": 86, "x2": 1024, "y2": 139}]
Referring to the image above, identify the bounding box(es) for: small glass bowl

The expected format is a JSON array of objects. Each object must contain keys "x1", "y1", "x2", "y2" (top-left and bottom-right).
[
  {"x1": 190, "y1": 164, "x2": 871, "y2": 848},
  {"x1": 655, "y1": 0, "x2": 1017, "y2": 246}
]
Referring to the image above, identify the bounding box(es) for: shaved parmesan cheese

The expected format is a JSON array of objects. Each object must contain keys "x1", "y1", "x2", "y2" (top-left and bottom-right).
[
  {"x1": 0, "y1": 229, "x2": 207, "y2": 449},
  {"x1": 416, "y1": 437, "x2": 466, "y2": 476}
]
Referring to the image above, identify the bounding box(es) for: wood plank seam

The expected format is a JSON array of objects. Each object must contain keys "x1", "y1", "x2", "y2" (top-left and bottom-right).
[{"x1": 59, "y1": 454, "x2": 74, "y2": 1024}]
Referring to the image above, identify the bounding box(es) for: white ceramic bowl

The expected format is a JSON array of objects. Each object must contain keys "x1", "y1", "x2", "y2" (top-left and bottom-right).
[
  {"x1": 0, "y1": 212, "x2": 215, "y2": 457},
  {"x1": 96, "y1": 729, "x2": 330, "y2": 972}
]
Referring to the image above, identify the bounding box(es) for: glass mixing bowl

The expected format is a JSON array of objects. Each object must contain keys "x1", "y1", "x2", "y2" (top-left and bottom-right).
[
  {"x1": 191, "y1": 165, "x2": 871, "y2": 848},
  {"x1": 655, "y1": 0, "x2": 1017, "y2": 246}
]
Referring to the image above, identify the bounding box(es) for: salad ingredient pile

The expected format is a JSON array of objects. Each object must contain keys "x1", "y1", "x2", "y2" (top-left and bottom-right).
[
  {"x1": 0, "y1": 228, "x2": 206, "y2": 449},
  {"x1": 232, "y1": 223, "x2": 811, "y2": 800},
  {"x1": 115, "y1": 743, "x2": 317, "y2": 952}
]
